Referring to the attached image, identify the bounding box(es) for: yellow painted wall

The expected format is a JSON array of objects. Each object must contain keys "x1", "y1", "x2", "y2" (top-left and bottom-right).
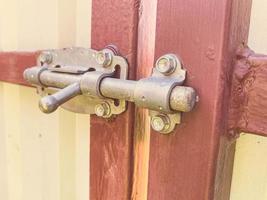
[
  {"x1": 0, "y1": 0, "x2": 91, "y2": 200},
  {"x1": 230, "y1": 0, "x2": 267, "y2": 199}
]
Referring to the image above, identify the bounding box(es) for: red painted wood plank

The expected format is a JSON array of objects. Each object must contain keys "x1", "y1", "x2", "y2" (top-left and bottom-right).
[
  {"x1": 90, "y1": 0, "x2": 139, "y2": 199},
  {"x1": 0, "y1": 52, "x2": 38, "y2": 85},
  {"x1": 229, "y1": 47, "x2": 267, "y2": 137},
  {"x1": 148, "y1": 0, "x2": 252, "y2": 200}
]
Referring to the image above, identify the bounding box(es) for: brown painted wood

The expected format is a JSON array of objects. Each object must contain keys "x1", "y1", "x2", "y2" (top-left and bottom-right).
[
  {"x1": 0, "y1": 52, "x2": 38, "y2": 85},
  {"x1": 229, "y1": 46, "x2": 267, "y2": 137},
  {"x1": 147, "y1": 0, "x2": 252, "y2": 200},
  {"x1": 90, "y1": 0, "x2": 139, "y2": 199}
]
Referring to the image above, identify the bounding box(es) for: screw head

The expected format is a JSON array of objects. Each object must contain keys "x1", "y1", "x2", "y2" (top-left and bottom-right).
[
  {"x1": 39, "y1": 52, "x2": 53, "y2": 65},
  {"x1": 155, "y1": 54, "x2": 178, "y2": 75},
  {"x1": 95, "y1": 102, "x2": 111, "y2": 117},
  {"x1": 151, "y1": 114, "x2": 170, "y2": 132},
  {"x1": 96, "y1": 49, "x2": 113, "y2": 67}
]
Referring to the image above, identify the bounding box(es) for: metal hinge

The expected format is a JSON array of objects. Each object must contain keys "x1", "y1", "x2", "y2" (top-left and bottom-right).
[{"x1": 24, "y1": 46, "x2": 198, "y2": 134}]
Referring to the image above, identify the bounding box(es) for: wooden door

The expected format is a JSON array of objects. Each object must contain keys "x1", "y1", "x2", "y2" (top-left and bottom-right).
[{"x1": 1, "y1": 0, "x2": 267, "y2": 200}]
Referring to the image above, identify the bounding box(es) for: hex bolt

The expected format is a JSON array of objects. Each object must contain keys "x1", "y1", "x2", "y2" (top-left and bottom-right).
[
  {"x1": 95, "y1": 102, "x2": 111, "y2": 117},
  {"x1": 96, "y1": 49, "x2": 113, "y2": 67},
  {"x1": 151, "y1": 114, "x2": 171, "y2": 133},
  {"x1": 155, "y1": 54, "x2": 178, "y2": 75},
  {"x1": 39, "y1": 52, "x2": 53, "y2": 65}
]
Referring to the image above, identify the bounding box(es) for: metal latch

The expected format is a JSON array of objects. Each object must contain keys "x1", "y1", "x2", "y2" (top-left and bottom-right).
[{"x1": 24, "y1": 46, "x2": 197, "y2": 134}]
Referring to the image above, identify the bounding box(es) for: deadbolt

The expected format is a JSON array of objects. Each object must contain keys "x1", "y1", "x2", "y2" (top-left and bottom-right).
[{"x1": 23, "y1": 46, "x2": 197, "y2": 134}]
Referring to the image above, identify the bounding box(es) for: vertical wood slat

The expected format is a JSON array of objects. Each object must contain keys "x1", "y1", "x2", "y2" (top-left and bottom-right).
[
  {"x1": 3, "y1": 84, "x2": 23, "y2": 200},
  {"x1": 0, "y1": 0, "x2": 19, "y2": 50},
  {"x1": 0, "y1": 84, "x2": 8, "y2": 200},
  {"x1": 147, "y1": 0, "x2": 252, "y2": 199},
  {"x1": 0, "y1": 0, "x2": 91, "y2": 200},
  {"x1": 20, "y1": 87, "x2": 60, "y2": 200},
  {"x1": 131, "y1": 0, "x2": 157, "y2": 199},
  {"x1": 90, "y1": 0, "x2": 139, "y2": 199}
]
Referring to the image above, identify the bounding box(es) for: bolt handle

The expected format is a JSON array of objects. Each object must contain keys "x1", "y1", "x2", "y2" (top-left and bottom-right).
[{"x1": 39, "y1": 83, "x2": 81, "y2": 113}]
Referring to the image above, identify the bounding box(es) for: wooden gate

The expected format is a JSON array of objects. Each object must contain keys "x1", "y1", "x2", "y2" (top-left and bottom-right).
[{"x1": 0, "y1": 0, "x2": 267, "y2": 200}]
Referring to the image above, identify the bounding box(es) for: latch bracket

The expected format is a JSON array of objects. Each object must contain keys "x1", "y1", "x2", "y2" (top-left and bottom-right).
[
  {"x1": 24, "y1": 46, "x2": 198, "y2": 134},
  {"x1": 28, "y1": 46, "x2": 127, "y2": 118}
]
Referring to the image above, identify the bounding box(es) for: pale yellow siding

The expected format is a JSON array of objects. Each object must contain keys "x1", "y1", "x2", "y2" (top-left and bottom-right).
[
  {"x1": 230, "y1": 0, "x2": 267, "y2": 199},
  {"x1": 0, "y1": 1, "x2": 91, "y2": 200}
]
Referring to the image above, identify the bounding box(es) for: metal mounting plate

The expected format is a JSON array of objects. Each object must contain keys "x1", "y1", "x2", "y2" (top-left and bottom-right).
[
  {"x1": 37, "y1": 47, "x2": 128, "y2": 117},
  {"x1": 149, "y1": 54, "x2": 186, "y2": 134}
]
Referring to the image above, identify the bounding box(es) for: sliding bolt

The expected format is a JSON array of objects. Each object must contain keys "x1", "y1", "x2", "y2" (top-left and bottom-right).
[
  {"x1": 151, "y1": 114, "x2": 171, "y2": 133},
  {"x1": 96, "y1": 49, "x2": 113, "y2": 67},
  {"x1": 95, "y1": 102, "x2": 111, "y2": 117},
  {"x1": 156, "y1": 54, "x2": 178, "y2": 75}
]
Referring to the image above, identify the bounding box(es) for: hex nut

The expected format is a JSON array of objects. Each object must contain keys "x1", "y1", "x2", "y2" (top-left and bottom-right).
[
  {"x1": 39, "y1": 52, "x2": 53, "y2": 65},
  {"x1": 155, "y1": 54, "x2": 178, "y2": 75},
  {"x1": 96, "y1": 49, "x2": 113, "y2": 67},
  {"x1": 95, "y1": 102, "x2": 111, "y2": 117},
  {"x1": 151, "y1": 114, "x2": 171, "y2": 132}
]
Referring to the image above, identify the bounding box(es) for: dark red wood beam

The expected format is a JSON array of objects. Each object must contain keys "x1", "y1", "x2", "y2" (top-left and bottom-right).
[
  {"x1": 229, "y1": 46, "x2": 267, "y2": 137},
  {"x1": 90, "y1": 0, "x2": 139, "y2": 199},
  {"x1": 147, "y1": 0, "x2": 253, "y2": 200},
  {"x1": 0, "y1": 52, "x2": 39, "y2": 86}
]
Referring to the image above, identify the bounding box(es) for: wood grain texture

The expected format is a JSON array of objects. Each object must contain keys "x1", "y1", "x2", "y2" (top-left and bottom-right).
[
  {"x1": 229, "y1": 47, "x2": 267, "y2": 137},
  {"x1": 90, "y1": 0, "x2": 139, "y2": 199},
  {"x1": 131, "y1": 0, "x2": 157, "y2": 199},
  {"x1": 148, "y1": 0, "x2": 252, "y2": 200},
  {"x1": 0, "y1": 52, "x2": 38, "y2": 85}
]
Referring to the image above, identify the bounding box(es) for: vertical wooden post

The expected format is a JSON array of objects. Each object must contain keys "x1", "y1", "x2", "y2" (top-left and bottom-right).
[
  {"x1": 90, "y1": 0, "x2": 139, "y2": 199},
  {"x1": 147, "y1": 0, "x2": 252, "y2": 199}
]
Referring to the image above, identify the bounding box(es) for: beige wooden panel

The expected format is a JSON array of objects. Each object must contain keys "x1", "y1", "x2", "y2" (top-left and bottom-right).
[
  {"x1": 0, "y1": 83, "x2": 8, "y2": 200},
  {"x1": 1, "y1": 84, "x2": 23, "y2": 200},
  {"x1": 0, "y1": 0, "x2": 91, "y2": 200},
  {"x1": 230, "y1": 0, "x2": 267, "y2": 199},
  {"x1": 231, "y1": 134, "x2": 267, "y2": 200}
]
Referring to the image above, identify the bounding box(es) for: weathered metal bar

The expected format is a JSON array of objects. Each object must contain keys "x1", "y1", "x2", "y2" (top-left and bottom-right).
[
  {"x1": 24, "y1": 66, "x2": 197, "y2": 113},
  {"x1": 100, "y1": 78, "x2": 136, "y2": 102},
  {"x1": 101, "y1": 78, "x2": 196, "y2": 112}
]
